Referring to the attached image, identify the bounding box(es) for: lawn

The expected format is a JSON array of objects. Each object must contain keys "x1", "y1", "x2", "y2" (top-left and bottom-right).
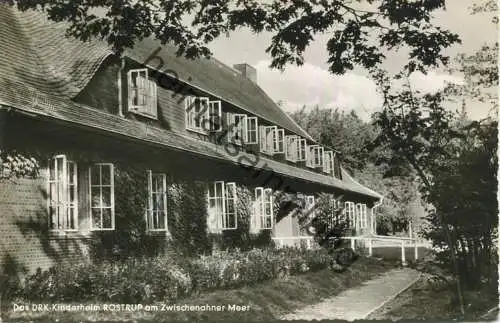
[
  {"x1": 367, "y1": 274, "x2": 499, "y2": 321},
  {"x1": 5, "y1": 257, "x2": 396, "y2": 322}
]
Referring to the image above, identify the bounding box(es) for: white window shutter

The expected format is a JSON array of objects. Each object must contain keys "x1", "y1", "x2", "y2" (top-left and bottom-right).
[{"x1": 259, "y1": 126, "x2": 266, "y2": 152}]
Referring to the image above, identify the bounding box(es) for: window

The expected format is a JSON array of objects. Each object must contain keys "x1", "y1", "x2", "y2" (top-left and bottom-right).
[
  {"x1": 259, "y1": 126, "x2": 276, "y2": 154},
  {"x1": 306, "y1": 145, "x2": 317, "y2": 168},
  {"x1": 323, "y1": 151, "x2": 334, "y2": 174},
  {"x1": 314, "y1": 146, "x2": 324, "y2": 167},
  {"x1": 185, "y1": 96, "x2": 209, "y2": 132},
  {"x1": 147, "y1": 171, "x2": 167, "y2": 231},
  {"x1": 207, "y1": 181, "x2": 237, "y2": 230},
  {"x1": 344, "y1": 201, "x2": 355, "y2": 228},
  {"x1": 89, "y1": 163, "x2": 115, "y2": 230},
  {"x1": 228, "y1": 113, "x2": 247, "y2": 145},
  {"x1": 253, "y1": 187, "x2": 273, "y2": 229},
  {"x1": 247, "y1": 117, "x2": 258, "y2": 144},
  {"x1": 285, "y1": 135, "x2": 299, "y2": 162},
  {"x1": 48, "y1": 155, "x2": 78, "y2": 231},
  {"x1": 127, "y1": 69, "x2": 158, "y2": 119},
  {"x1": 273, "y1": 128, "x2": 285, "y2": 154},
  {"x1": 305, "y1": 195, "x2": 316, "y2": 219},
  {"x1": 356, "y1": 203, "x2": 368, "y2": 229},
  {"x1": 259, "y1": 126, "x2": 285, "y2": 154},
  {"x1": 208, "y1": 100, "x2": 222, "y2": 132},
  {"x1": 297, "y1": 138, "x2": 307, "y2": 161}
]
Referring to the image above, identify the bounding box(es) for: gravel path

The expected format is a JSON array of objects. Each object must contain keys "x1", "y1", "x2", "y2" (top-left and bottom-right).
[{"x1": 281, "y1": 268, "x2": 421, "y2": 321}]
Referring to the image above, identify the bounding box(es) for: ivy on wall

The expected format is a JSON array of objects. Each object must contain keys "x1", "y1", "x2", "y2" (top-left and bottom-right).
[{"x1": 0, "y1": 150, "x2": 39, "y2": 180}]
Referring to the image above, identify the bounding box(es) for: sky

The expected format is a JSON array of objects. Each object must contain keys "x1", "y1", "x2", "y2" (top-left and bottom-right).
[{"x1": 207, "y1": 1, "x2": 497, "y2": 121}]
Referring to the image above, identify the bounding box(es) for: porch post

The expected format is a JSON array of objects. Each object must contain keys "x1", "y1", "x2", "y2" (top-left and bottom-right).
[{"x1": 401, "y1": 240, "x2": 407, "y2": 266}]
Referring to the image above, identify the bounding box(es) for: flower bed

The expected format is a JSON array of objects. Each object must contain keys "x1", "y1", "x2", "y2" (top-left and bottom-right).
[{"x1": 15, "y1": 247, "x2": 334, "y2": 303}]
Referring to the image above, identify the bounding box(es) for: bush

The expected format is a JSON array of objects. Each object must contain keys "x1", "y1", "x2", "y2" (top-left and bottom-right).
[{"x1": 19, "y1": 248, "x2": 337, "y2": 303}]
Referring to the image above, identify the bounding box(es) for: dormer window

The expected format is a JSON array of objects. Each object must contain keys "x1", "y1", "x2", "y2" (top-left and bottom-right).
[
  {"x1": 297, "y1": 138, "x2": 307, "y2": 161},
  {"x1": 246, "y1": 117, "x2": 258, "y2": 144},
  {"x1": 228, "y1": 113, "x2": 247, "y2": 145},
  {"x1": 306, "y1": 145, "x2": 323, "y2": 168},
  {"x1": 285, "y1": 135, "x2": 299, "y2": 162},
  {"x1": 259, "y1": 126, "x2": 284, "y2": 155},
  {"x1": 323, "y1": 150, "x2": 334, "y2": 174},
  {"x1": 127, "y1": 69, "x2": 158, "y2": 119},
  {"x1": 273, "y1": 128, "x2": 285, "y2": 154},
  {"x1": 185, "y1": 97, "x2": 222, "y2": 133},
  {"x1": 185, "y1": 97, "x2": 208, "y2": 132}
]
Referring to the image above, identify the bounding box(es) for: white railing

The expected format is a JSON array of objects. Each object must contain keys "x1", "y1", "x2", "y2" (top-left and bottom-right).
[
  {"x1": 272, "y1": 236, "x2": 316, "y2": 250},
  {"x1": 341, "y1": 235, "x2": 430, "y2": 265}
]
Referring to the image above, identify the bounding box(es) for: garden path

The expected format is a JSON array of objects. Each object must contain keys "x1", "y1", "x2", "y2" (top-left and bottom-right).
[{"x1": 280, "y1": 267, "x2": 421, "y2": 321}]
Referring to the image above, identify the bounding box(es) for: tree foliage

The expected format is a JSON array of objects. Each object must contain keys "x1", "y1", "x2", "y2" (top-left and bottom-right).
[{"x1": 9, "y1": 0, "x2": 459, "y2": 75}]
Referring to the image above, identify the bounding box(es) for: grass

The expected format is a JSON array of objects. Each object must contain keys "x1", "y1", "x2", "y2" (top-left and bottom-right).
[
  {"x1": 5, "y1": 257, "x2": 396, "y2": 322},
  {"x1": 367, "y1": 274, "x2": 499, "y2": 321}
]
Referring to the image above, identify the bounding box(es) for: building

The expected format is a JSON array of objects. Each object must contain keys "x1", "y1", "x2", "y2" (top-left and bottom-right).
[{"x1": 0, "y1": 6, "x2": 382, "y2": 273}]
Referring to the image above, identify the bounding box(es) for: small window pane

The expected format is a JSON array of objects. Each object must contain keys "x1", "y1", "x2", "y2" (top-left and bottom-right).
[
  {"x1": 102, "y1": 209, "x2": 112, "y2": 229},
  {"x1": 92, "y1": 209, "x2": 101, "y2": 229},
  {"x1": 101, "y1": 166, "x2": 111, "y2": 186}
]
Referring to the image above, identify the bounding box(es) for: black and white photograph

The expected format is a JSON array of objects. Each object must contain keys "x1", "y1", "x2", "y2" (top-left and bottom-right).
[{"x1": 0, "y1": 0, "x2": 497, "y2": 322}]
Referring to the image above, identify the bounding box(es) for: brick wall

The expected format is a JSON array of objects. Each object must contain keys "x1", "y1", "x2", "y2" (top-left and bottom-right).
[{"x1": 0, "y1": 174, "x2": 90, "y2": 275}]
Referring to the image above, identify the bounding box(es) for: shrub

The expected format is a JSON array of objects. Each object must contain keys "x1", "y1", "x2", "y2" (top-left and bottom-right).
[{"x1": 19, "y1": 247, "x2": 338, "y2": 303}]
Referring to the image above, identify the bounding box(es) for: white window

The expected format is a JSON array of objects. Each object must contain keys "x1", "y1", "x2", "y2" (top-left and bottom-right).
[
  {"x1": 228, "y1": 113, "x2": 247, "y2": 145},
  {"x1": 297, "y1": 138, "x2": 307, "y2": 161},
  {"x1": 273, "y1": 128, "x2": 285, "y2": 154},
  {"x1": 259, "y1": 126, "x2": 285, "y2": 154},
  {"x1": 185, "y1": 96, "x2": 209, "y2": 132},
  {"x1": 127, "y1": 69, "x2": 158, "y2": 119},
  {"x1": 356, "y1": 203, "x2": 368, "y2": 229},
  {"x1": 344, "y1": 201, "x2": 355, "y2": 228},
  {"x1": 305, "y1": 195, "x2": 316, "y2": 219},
  {"x1": 253, "y1": 187, "x2": 273, "y2": 229},
  {"x1": 306, "y1": 145, "x2": 317, "y2": 168},
  {"x1": 208, "y1": 100, "x2": 222, "y2": 132},
  {"x1": 48, "y1": 155, "x2": 78, "y2": 231},
  {"x1": 259, "y1": 126, "x2": 275, "y2": 154},
  {"x1": 207, "y1": 181, "x2": 237, "y2": 230},
  {"x1": 315, "y1": 146, "x2": 324, "y2": 167},
  {"x1": 246, "y1": 117, "x2": 258, "y2": 144},
  {"x1": 147, "y1": 171, "x2": 167, "y2": 231},
  {"x1": 285, "y1": 135, "x2": 299, "y2": 162},
  {"x1": 323, "y1": 151, "x2": 334, "y2": 174},
  {"x1": 89, "y1": 163, "x2": 115, "y2": 230}
]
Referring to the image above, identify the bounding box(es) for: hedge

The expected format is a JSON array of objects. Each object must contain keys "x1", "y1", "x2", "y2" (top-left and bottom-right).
[{"x1": 15, "y1": 247, "x2": 334, "y2": 303}]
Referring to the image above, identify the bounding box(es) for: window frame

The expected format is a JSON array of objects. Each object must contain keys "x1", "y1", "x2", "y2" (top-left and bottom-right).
[
  {"x1": 306, "y1": 145, "x2": 318, "y2": 168},
  {"x1": 185, "y1": 96, "x2": 210, "y2": 134},
  {"x1": 228, "y1": 113, "x2": 248, "y2": 145},
  {"x1": 127, "y1": 68, "x2": 158, "y2": 119},
  {"x1": 274, "y1": 128, "x2": 285, "y2": 154},
  {"x1": 323, "y1": 150, "x2": 334, "y2": 174},
  {"x1": 89, "y1": 163, "x2": 115, "y2": 231},
  {"x1": 207, "y1": 181, "x2": 238, "y2": 231},
  {"x1": 297, "y1": 138, "x2": 307, "y2": 161},
  {"x1": 146, "y1": 170, "x2": 168, "y2": 232},
  {"x1": 285, "y1": 135, "x2": 299, "y2": 162},
  {"x1": 253, "y1": 187, "x2": 274, "y2": 230},
  {"x1": 246, "y1": 117, "x2": 258, "y2": 144},
  {"x1": 208, "y1": 100, "x2": 222, "y2": 132},
  {"x1": 47, "y1": 155, "x2": 78, "y2": 232}
]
